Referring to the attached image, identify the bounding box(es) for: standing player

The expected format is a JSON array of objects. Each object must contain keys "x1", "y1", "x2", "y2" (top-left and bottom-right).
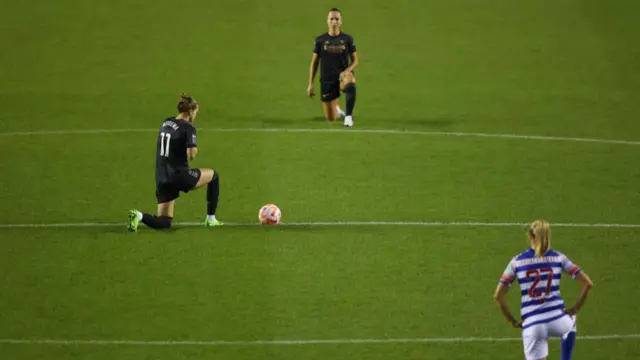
[
  {"x1": 127, "y1": 93, "x2": 223, "y2": 231},
  {"x1": 307, "y1": 8, "x2": 359, "y2": 127},
  {"x1": 494, "y1": 220, "x2": 594, "y2": 360}
]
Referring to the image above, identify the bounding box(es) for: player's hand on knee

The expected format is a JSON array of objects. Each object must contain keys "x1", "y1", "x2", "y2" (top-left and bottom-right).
[
  {"x1": 307, "y1": 84, "x2": 315, "y2": 98},
  {"x1": 339, "y1": 70, "x2": 352, "y2": 81}
]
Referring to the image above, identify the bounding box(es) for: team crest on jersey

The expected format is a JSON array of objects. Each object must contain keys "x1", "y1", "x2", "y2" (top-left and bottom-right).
[{"x1": 324, "y1": 41, "x2": 346, "y2": 53}]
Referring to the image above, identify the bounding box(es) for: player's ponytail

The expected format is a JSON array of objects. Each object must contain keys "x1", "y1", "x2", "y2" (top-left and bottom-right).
[
  {"x1": 177, "y1": 93, "x2": 199, "y2": 113},
  {"x1": 530, "y1": 220, "x2": 551, "y2": 257}
]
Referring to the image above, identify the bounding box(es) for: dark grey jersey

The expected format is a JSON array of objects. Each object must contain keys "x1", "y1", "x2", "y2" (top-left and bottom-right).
[
  {"x1": 155, "y1": 117, "x2": 197, "y2": 183},
  {"x1": 313, "y1": 32, "x2": 356, "y2": 81}
]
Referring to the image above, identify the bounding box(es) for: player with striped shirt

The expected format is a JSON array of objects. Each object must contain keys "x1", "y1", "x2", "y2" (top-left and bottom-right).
[{"x1": 494, "y1": 220, "x2": 594, "y2": 360}]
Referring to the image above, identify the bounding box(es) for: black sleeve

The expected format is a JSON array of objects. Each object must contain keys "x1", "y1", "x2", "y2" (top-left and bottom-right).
[
  {"x1": 313, "y1": 38, "x2": 322, "y2": 54},
  {"x1": 186, "y1": 125, "x2": 197, "y2": 148},
  {"x1": 347, "y1": 36, "x2": 357, "y2": 54}
]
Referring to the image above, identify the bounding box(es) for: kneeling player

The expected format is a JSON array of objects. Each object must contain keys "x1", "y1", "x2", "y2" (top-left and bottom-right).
[
  {"x1": 307, "y1": 8, "x2": 358, "y2": 127},
  {"x1": 128, "y1": 93, "x2": 223, "y2": 231}
]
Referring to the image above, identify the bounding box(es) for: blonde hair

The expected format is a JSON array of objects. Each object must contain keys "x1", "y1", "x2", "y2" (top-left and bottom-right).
[{"x1": 529, "y1": 220, "x2": 551, "y2": 257}]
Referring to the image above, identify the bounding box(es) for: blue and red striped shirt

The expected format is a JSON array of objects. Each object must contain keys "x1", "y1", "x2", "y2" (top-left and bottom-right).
[{"x1": 499, "y1": 248, "x2": 581, "y2": 329}]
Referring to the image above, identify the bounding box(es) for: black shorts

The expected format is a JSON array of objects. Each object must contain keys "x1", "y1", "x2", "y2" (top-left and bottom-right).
[
  {"x1": 320, "y1": 79, "x2": 340, "y2": 102},
  {"x1": 156, "y1": 168, "x2": 201, "y2": 203}
]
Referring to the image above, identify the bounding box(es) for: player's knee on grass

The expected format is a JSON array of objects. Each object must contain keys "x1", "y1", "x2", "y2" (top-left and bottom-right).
[
  {"x1": 323, "y1": 103, "x2": 339, "y2": 121},
  {"x1": 325, "y1": 113, "x2": 339, "y2": 121},
  {"x1": 143, "y1": 213, "x2": 173, "y2": 229},
  {"x1": 157, "y1": 216, "x2": 173, "y2": 229}
]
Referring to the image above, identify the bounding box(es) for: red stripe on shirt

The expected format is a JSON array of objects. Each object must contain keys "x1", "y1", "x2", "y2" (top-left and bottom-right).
[
  {"x1": 500, "y1": 275, "x2": 514, "y2": 284},
  {"x1": 568, "y1": 265, "x2": 580, "y2": 276}
]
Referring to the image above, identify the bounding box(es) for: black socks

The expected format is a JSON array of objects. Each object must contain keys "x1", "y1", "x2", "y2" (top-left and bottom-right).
[
  {"x1": 343, "y1": 83, "x2": 356, "y2": 116},
  {"x1": 141, "y1": 214, "x2": 173, "y2": 229},
  {"x1": 207, "y1": 171, "x2": 220, "y2": 216},
  {"x1": 140, "y1": 171, "x2": 219, "y2": 230}
]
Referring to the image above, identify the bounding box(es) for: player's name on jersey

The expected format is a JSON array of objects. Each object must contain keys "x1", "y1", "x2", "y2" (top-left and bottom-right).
[
  {"x1": 515, "y1": 256, "x2": 562, "y2": 266},
  {"x1": 162, "y1": 120, "x2": 180, "y2": 131}
]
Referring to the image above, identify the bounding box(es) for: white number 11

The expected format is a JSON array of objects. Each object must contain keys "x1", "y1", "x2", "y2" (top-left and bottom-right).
[{"x1": 160, "y1": 132, "x2": 171, "y2": 157}]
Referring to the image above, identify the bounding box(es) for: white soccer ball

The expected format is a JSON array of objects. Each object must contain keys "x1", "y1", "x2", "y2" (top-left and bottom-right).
[{"x1": 259, "y1": 204, "x2": 281, "y2": 225}]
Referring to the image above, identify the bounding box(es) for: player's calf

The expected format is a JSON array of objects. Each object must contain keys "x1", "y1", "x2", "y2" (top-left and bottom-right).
[
  {"x1": 341, "y1": 77, "x2": 356, "y2": 127},
  {"x1": 129, "y1": 209, "x2": 173, "y2": 231},
  {"x1": 142, "y1": 214, "x2": 173, "y2": 229},
  {"x1": 206, "y1": 170, "x2": 220, "y2": 221},
  {"x1": 194, "y1": 168, "x2": 223, "y2": 227}
]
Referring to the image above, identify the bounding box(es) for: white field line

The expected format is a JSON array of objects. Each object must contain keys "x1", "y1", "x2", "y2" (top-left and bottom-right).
[
  {"x1": 1, "y1": 221, "x2": 639, "y2": 229},
  {"x1": 0, "y1": 334, "x2": 638, "y2": 346},
  {"x1": 0, "y1": 127, "x2": 638, "y2": 146}
]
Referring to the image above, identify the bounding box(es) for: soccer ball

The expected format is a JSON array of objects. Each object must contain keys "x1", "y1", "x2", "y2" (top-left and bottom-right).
[{"x1": 259, "y1": 204, "x2": 281, "y2": 225}]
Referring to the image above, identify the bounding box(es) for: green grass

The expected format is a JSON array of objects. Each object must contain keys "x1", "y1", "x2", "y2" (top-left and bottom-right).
[{"x1": 1, "y1": 0, "x2": 640, "y2": 359}]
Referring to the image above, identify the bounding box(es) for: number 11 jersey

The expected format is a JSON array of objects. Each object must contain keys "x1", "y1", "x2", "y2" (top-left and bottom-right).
[{"x1": 155, "y1": 117, "x2": 197, "y2": 184}]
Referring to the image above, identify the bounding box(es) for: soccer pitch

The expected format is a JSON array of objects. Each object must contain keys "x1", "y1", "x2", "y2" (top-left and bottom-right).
[{"x1": 1, "y1": 1, "x2": 639, "y2": 359}]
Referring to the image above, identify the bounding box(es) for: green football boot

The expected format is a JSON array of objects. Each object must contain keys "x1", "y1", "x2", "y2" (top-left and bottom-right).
[
  {"x1": 204, "y1": 217, "x2": 224, "y2": 228},
  {"x1": 128, "y1": 210, "x2": 140, "y2": 232}
]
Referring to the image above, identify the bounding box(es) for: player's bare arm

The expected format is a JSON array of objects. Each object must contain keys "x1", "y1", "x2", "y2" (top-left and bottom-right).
[
  {"x1": 340, "y1": 51, "x2": 358, "y2": 82},
  {"x1": 187, "y1": 147, "x2": 198, "y2": 161},
  {"x1": 493, "y1": 283, "x2": 522, "y2": 328},
  {"x1": 565, "y1": 271, "x2": 593, "y2": 315},
  {"x1": 308, "y1": 53, "x2": 319, "y2": 97}
]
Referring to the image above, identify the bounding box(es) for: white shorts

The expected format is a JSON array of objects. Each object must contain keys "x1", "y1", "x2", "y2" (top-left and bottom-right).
[{"x1": 522, "y1": 314, "x2": 576, "y2": 360}]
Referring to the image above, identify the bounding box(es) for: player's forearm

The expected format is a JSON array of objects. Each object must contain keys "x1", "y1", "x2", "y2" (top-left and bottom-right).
[
  {"x1": 187, "y1": 148, "x2": 198, "y2": 161},
  {"x1": 346, "y1": 58, "x2": 358, "y2": 73},
  {"x1": 309, "y1": 60, "x2": 319, "y2": 84},
  {"x1": 570, "y1": 284, "x2": 593, "y2": 313},
  {"x1": 568, "y1": 272, "x2": 593, "y2": 314},
  {"x1": 497, "y1": 302, "x2": 519, "y2": 326}
]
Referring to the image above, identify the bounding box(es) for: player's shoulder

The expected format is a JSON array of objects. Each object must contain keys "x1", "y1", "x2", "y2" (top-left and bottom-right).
[
  {"x1": 546, "y1": 249, "x2": 567, "y2": 259},
  {"x1": 315, "y1": 33, "x2": 330, "y2": 42},
  {"x1": 340, "y1": 32, "x2": 354, "y2": 40},
  {"x1": 160, "y1": 117, "x2": 179, "y2": 130},
  {"x1": 174, "y1": 118, "x2": 194, "y2": 128},
  {"x1": 164, "y1": 118, "x2": 194, "y2": 135}
]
